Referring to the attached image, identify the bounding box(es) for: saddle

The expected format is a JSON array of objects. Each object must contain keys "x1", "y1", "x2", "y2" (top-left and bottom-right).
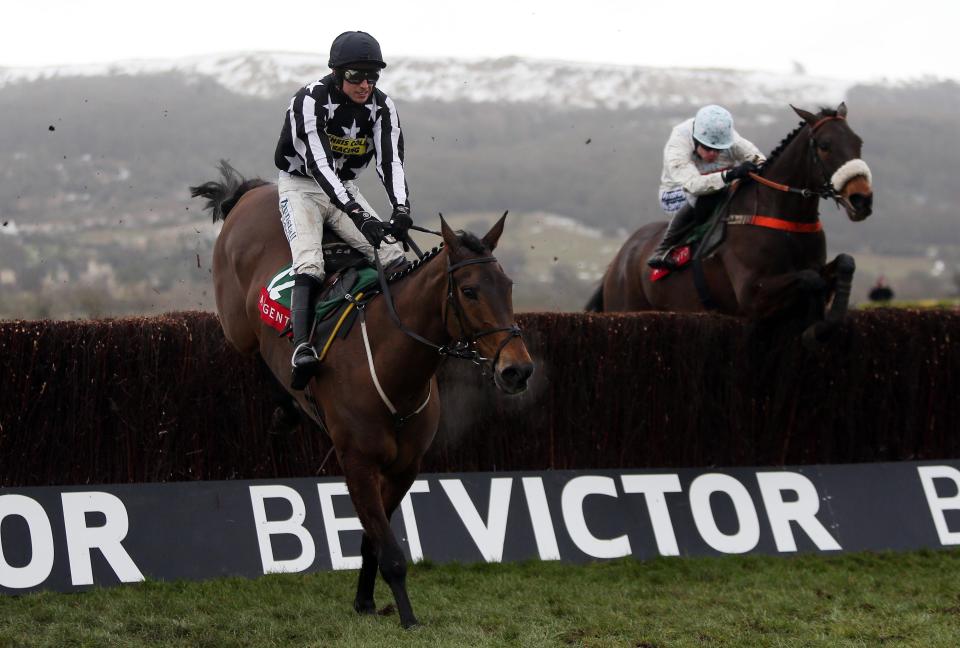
[
  {"x1": 259, "y1": 230, "x2": 382, "y2": 361},
  {"x1": 321, "y1": 229, "x2": 367, "y2": 275},
  {"x1": 649, "y1": 190, "x2": 734, "y2": 283}
]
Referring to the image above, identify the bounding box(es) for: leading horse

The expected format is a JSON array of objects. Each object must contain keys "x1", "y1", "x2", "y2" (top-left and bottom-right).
[
  {"x1": 192, "y1": 164, "x2": 534, "y2": 628},
  {"x1": 586, "y1": 103, "x2": 874, "y2": 342}
]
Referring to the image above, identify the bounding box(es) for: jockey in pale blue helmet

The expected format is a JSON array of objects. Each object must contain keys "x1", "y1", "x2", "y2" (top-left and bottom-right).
[
  {"x1": 693, "y1": 104, "x2": 736, "y2": 149},
  {"x1": 649, "y1": 105, "x2": 766, "y2": 270}
]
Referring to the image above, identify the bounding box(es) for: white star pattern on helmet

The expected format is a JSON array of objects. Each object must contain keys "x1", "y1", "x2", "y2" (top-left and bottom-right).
[
  {"x1": 366, "y1": 99, "x2": 379, "y2": 122},
  {"x1": 341, "y1": 119, "x2": 361, "y2": 139},
  {"x1": 284, "y1": 154, "x2": 304, "y2": 174},
  {"x1": 323, "y1": 96, "x2": 339, "y2": 120}
]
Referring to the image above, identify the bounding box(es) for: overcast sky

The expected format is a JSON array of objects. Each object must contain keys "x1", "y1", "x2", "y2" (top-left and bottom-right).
[{"x1": 2, "y1": 1, "x2": 956, "y2": 82}]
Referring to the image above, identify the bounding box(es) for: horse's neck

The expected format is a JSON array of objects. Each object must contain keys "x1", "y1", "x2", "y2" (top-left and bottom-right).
[
  {"x1": 754, "y1": 132, "x2": 821, "y2": 219},
  {"x1": 378, "y1": 251, "x2": 451, "y2": 373}
]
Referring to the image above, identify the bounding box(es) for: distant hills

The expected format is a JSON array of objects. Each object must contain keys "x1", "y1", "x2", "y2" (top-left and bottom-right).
[
  {"x1": 0, "y1": 52, "x2": 852, "y2": 108},
  {"x1": 0, "y1": 53, "x2": 958, "y2": 317}
]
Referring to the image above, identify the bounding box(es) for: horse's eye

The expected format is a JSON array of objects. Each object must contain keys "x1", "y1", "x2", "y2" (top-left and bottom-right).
[
  {"x1": 461, "y1": 287, "x2": 479, "y2": 300},
  {"x1": 818, "y1": 140, "x2": 831, "y2": 152}
]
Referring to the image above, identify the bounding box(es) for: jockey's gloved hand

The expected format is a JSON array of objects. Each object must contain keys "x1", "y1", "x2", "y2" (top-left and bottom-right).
[
  {"x1": 345, "y1": 201, "x2": 386, "y2": 249},
  {"x1": 390, "y1": 205, "x2": 413, "y2": 251},
  {"x1": 722, "y1": 161, "x2": 759, "y2": 183}
]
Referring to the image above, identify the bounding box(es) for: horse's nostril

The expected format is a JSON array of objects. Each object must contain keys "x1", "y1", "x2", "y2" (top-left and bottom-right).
[
  {"x1": 501, "y1": 363, "x2": 533, "y2": 387},
  {"x1": 850, "y1": 193, "x2": 873, "y2": 211}
]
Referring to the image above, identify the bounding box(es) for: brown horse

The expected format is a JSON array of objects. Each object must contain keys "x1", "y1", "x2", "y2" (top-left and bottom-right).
[
  {"x1": 192, "y1": 164, "x2": 534, "y2": 628},
  {"x1": 586, "y1": 103, "x2": 874, "y2": 342}
]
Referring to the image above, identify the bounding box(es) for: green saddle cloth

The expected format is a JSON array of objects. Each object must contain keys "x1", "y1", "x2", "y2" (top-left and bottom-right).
[
  {"x1": 682, "y1": 192, "x2": 734, "y2": 260},
  {"x1": 266, "y1": 265, "x2": 380, "y2": 320}
]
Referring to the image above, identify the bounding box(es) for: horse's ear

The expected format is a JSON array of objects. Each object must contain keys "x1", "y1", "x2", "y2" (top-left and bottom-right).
[
  {"x1": 440, "y1": 215, "x2": 463, "y2": 259},
  {"x1": 481, "y1": 211, "x2": 507, "y2": 251},
  {"x1": 836, "y1": 102, "x2": 848, "y2": 118},
  {"x1": 790, "y1": 104, "x2": 818, "y2": 125}
]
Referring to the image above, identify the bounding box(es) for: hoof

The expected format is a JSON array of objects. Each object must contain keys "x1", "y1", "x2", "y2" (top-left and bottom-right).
[
  {"x1": 835, "y1": 253, "x2": 856, "y2": 277},
  {"x1": 400, "y1": 616, "x2": 420, "y2": 630}
]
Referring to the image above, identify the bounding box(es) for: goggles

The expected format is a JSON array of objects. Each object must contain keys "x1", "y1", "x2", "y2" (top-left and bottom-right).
[
  {"x1": 694, "y1": 139, "x2": 720, "y2": 154},
  {"x1": 342, "y1": 69, "x2": 380, "y2": 84}
]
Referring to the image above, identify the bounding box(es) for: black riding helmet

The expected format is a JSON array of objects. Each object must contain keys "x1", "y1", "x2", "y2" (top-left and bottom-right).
[{"x1": 328, "y1": 31, "x2": 387, "y2": 70}]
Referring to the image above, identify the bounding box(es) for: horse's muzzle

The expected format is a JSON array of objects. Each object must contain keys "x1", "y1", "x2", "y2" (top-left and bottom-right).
[
  {"x1": 495, "y1": 361, "x2": 534, "y2": 394},
  {"x1": 847, "y1": 191, "x2": 873, "y2": 221},
  {"x1": 841, "y1": 174, "x2": 873, "y2": 221}
]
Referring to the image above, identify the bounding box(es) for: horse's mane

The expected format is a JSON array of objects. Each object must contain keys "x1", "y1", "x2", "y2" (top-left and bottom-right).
[
  {"x1": 387, "y1": 232, "x2": 490, "y2": 283},
  {"x1": 190, "y1": 160, "x2": 268, "y2": 223},
  {"x1": 388, "y1": 245, "x2": 444, "y2": 282},
  {"x1": 761, "y1": 107, "x2": 838, "y2": 169}
]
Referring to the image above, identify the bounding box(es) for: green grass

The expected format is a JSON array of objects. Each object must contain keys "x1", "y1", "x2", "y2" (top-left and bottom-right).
[
  {"x1": 859, "y1": 298, "x2": 960, "y2": 310},
  {"x1": 3, "y1": 550, "x2": 960, "y2": 647}
]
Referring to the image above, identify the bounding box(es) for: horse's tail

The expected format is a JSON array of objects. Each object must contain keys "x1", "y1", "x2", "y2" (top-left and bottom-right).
[
  {"x1": 584, "y1": 283, "x2": 604, "y2": 312},
  {"x1": 189, "y1": 159, "x2": 269, "y2": 223}
]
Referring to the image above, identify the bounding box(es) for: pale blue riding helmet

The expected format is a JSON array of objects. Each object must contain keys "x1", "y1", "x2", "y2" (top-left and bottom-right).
[{"x1": 692, "y1": 105, "x2": 735, "y2": 149}]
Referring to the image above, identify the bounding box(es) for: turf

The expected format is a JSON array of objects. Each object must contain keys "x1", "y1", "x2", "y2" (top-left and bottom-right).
[{"x1": 2, "y1": 550, "x2": 959, "y2": 647}]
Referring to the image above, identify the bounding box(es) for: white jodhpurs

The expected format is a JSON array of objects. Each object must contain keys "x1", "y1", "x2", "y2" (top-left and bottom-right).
[{"x1": 278, "y1": 172, "x2": 405, "y2": 281}]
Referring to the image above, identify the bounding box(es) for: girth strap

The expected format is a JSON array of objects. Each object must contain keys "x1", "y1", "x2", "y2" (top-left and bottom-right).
[{"x1": 727, "y1": 214, "x2": 823, "y2": 233}]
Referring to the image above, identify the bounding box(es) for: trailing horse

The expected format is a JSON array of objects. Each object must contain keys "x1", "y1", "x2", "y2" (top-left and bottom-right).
[
  {"x1": 586, "y1": 103, "x2": 874, "y2": 343},
  {"x1": 192, "y1": 162, "x2": 533, "y2": 628}
]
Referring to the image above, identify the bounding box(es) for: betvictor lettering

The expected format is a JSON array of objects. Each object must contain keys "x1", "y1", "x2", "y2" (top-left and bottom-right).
[
  {"x1": 248, "y1": 470, "x2": 846, "y2": 573},
  {"x1": 5, "y1": 463, "x2": 960, "y2": 593},
  {"x1": 0, "y1": 492, "x2": 143, "y2": 590}
]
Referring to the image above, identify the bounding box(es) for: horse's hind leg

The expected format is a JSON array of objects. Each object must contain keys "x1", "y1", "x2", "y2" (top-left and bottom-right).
[
  {"x1": 254, "y1": 354, "x2": 304, "y2": 434},
  {"x1": 343, "y1": 459, "x2": 419, "y2": 628}
]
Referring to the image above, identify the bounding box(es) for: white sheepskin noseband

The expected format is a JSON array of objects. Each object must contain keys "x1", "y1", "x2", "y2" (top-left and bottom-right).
[{"x1": 831, "y1": 159, "x2": 872, "y2": 192}]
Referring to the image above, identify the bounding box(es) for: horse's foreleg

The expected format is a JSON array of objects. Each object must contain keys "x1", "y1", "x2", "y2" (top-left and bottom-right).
[
  {"x1": 376, "y1": 465, "x2": 421, "y2": 626},
  {"x1": 354, "y1": 463, "x2": 419, "y2": 615},
  {"x1": 821, "y1": 254, "x2": 856, "y2": 323},
  {"x1": 801, "y1": 254, "x2": 856, "y2": 348},
  {"x1": 343, "y1": 459, "x2": 419, "y2": 629},
  {"x1": 353, "y1": 533, "x2": 378, "y2": 615}
]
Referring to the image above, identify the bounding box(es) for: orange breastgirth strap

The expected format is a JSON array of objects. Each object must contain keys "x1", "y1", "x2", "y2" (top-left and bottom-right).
[{"x1": 727, "y1": 214, "x2": 823, "y2": 233}]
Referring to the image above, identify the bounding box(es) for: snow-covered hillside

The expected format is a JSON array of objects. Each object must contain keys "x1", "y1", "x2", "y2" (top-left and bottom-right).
[{"x1": 0, "y1": 51, "x2": 854, "y2": 108}]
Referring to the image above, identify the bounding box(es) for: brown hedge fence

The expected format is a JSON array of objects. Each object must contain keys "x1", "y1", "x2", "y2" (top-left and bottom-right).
[{"x1": 0, "y1": 309, "x2": 957, "y2": 486}]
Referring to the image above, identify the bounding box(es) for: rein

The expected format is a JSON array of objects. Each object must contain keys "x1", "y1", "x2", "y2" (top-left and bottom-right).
[
  {"x1": 738, "y1": 115, "x2": 851, "y2": 231},
  {"x1": 374, "y1": 252, "x2": 520, "y2": 367},
  {"x1": 352, "y1": 217, "x2": 522, "y2": 427}
]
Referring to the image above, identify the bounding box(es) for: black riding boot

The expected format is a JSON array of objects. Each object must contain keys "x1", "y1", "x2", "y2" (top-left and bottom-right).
[
  {"x1": 648, "y1": 202, "x2": 699, "y2": 270},
  {"x1": 290, "y1": 274, "x2": 320, "y2": 390}
]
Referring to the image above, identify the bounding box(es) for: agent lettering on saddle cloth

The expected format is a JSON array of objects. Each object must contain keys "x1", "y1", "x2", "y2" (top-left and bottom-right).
[
  {"x1": 648, "y1": 104, "x2": 766, "y2": 270},
  {"x1": 274, "y1": 30, "x2": 414, "y2": 390}
]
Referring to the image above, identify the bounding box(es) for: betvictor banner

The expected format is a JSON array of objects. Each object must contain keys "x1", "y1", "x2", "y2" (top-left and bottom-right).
[{"x1": 3, "y1": 461, "x2": 960, "y2": 593}]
